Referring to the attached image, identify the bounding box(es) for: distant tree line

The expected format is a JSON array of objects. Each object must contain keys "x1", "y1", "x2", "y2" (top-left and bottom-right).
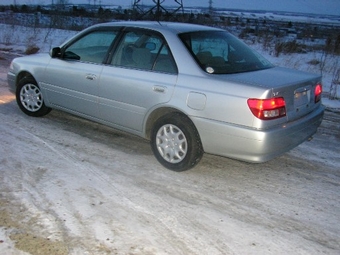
[{"x1": 1, "y1": 3, "x2": 339, "y2": 54}]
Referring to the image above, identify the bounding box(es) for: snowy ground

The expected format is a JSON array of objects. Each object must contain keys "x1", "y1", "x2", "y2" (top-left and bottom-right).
[{"x1": 0, "y1": 23, "x2": 340, "y2": 255}]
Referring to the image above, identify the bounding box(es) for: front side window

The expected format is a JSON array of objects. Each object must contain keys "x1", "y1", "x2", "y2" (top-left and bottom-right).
[
  {"x1": 179, "y1": 31, "x2": 273, "y2": 74},
  {"x1": 111, "y1": 30, "x2": 177, "y2": 73},
  {"x1": 64, "y1": 30, "x2": 118, "y2": 63}
]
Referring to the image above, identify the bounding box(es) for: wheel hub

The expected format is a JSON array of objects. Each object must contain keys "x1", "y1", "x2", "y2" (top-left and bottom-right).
[
  {"x1": 20, "y1": 84, "x2": 43, "y2": 112},
  {"x1": 156, "y1": 124, "x2": 187, "y2": 163}
]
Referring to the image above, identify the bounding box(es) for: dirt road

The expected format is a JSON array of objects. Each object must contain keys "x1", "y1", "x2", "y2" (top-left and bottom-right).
[{"x1": 0, "y1": 51, "x2": 339, "y2": 254}]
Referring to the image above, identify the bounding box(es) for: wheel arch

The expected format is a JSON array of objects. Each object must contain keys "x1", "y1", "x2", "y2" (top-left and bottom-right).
[
  {"x1": 16, "y1": 71, "x2": 36, "y2": 86},
  {"x1": 144, "y1": 107, "x2": 191, "y2": 140}
]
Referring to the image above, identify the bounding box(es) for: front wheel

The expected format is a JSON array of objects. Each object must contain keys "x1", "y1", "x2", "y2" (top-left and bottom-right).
[
  {"x1": 16, "y1": 77, "x2": 51, "y2": 117},
  {"x1": 151, "y1": 113, "x2": 203, "y2": 171}
]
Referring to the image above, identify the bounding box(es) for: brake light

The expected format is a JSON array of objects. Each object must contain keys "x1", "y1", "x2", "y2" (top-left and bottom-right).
[
  {"x1": 247, "y1": 97, "x2": 286, "y2": 120},
  {"x1": 314, "y1": 83, "x2": 322, "y2": 103}
]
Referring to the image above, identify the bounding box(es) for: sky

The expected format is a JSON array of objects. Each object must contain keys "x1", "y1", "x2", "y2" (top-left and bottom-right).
[{"x1": 1, "y1": 0, "x2": 340, "y2": 16}]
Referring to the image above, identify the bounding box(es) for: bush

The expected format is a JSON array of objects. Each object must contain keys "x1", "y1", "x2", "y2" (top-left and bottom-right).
[
  {"x1": 308, "y1": 59, "x2": 320, "y2": 65},
  {"x1": 25, "y1": 45, "x2": 40, "y2": 55},
  {"x1": 274, "y1": 40, "x2": 306, "y2": 57},
  {"x1": 329, "y1": 69, "x2": 340, "y2": 99}
]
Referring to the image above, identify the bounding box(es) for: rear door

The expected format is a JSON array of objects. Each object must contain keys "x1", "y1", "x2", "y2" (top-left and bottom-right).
[
  {"x1": 42, "y1": 29, "x2": 119, "y2": 117},
  {"x1": 98, "y1": 29, "x2": 178, "y2": 133}
]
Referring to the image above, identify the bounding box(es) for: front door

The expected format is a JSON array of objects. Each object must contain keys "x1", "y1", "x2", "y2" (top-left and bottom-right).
[{"x1": 42, "y1": 29, "x2": 119, "y2": 118}]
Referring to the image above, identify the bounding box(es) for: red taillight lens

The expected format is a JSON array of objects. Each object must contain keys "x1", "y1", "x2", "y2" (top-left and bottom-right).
[
  {"x1": 314, "y1": 84, "x2": 322, "y2": 103},
  {"x1": 247, "y1": 97, "x2": 286, "y2": 120}
]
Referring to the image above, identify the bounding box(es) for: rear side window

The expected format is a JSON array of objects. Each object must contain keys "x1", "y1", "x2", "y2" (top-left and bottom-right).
[
  {"x1": 64, "y1": 30, "x2": 118, "y2": 64},
  {"x1": 179, "y1": 31, "x2": 273, "y2": 74},
  {"x1": 111, "y1": 30, "x2": 177, "y2": 74}
]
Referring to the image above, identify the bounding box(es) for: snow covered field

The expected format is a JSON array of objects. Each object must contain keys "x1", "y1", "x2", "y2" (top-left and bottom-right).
[
  {"x1": 0, "y1": 20, "x2": 340, "y2": 254},
  {"x1": 1, "y1": 21, "x2": 339, "y2": 104}
]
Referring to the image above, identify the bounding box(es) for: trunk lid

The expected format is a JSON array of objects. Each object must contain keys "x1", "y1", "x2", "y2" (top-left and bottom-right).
[{"x1": 223, "y1": 66, "x2": 322, "y2": 122}]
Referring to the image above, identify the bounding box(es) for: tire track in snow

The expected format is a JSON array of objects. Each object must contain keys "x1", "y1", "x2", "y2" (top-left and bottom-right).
[{"x1": 0, "y1": 116, "x2": 232, "y2": 254}]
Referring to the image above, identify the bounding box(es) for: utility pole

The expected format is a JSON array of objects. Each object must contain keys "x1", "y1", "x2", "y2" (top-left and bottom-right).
[
  {"x1": 209, "y1": 0, "x2": 213, "y2": 15},
  {"x1": 133, "y1": 0, "x2": 184, "y2": 21}
]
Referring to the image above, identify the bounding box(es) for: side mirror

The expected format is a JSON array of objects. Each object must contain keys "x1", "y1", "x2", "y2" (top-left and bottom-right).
[{"x1": 50, "y1": 47, "x2": 61, "y2": 58}]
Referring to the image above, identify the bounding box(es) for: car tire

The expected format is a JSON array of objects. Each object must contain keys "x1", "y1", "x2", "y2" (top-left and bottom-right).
[
  {"x1": 16, "y1": 77, "x2": 51, "y2": 117},
  {"x1": 151, "y1": 113, "x2": 203, "y2": 171}
]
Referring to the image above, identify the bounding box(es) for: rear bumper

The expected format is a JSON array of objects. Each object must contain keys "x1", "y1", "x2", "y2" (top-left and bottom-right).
[{"x1": 192, "y1": 106, "x2": 324, "y2": 163}]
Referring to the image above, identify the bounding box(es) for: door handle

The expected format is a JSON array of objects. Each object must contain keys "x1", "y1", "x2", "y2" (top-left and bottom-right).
[
  {"x1": 153, "y1": 85, "x2": 167, "y2": 93},
  {"x1": 85, "y1": 74, "x2": 97, "y2": 80}
]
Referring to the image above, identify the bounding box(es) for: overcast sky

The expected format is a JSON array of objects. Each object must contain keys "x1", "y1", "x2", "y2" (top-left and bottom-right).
[{"x1": 1, "y1": 0, "x2": 340, "y2": 15}]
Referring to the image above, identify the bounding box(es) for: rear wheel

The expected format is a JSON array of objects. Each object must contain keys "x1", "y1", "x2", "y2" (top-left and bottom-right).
[
  {"x1": 16, "y1": 77, "x2": 51, "y2": 117},
  {"x1": 151, "y1": 113, "x2": 203, "y2": 171}
]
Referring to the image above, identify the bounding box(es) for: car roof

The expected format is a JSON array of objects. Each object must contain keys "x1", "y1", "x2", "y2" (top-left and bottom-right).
[{"x1": 92, "y1": 21, "x2": 224, "y2": 34}]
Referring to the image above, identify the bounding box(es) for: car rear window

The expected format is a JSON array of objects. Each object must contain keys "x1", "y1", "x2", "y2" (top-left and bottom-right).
[{"x1": 179, "y1": 31, "x2": 273, "y2": 74}]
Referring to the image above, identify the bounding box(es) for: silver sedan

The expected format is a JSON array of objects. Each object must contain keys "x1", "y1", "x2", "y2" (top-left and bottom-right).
[{"x1": 7, "y1": 21, "x2": 324, "y2": 171}]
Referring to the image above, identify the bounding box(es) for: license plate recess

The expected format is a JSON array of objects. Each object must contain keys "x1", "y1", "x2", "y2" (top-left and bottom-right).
[{"x1": 294, "y1": 86, "x2": 311, "y2": 107}]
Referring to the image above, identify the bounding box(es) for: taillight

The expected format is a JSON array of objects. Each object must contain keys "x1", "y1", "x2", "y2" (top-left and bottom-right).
[
  {"x1": 247, "y1": 97, "x2": 286, "y2": 120},
  {"x1": 314, "y1": 83, "x2": 322, "y2": 103}
]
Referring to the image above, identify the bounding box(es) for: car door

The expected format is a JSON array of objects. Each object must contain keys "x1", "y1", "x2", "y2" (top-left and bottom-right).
[
  {"x1": 42, "y1": 29, "x2": 119, "y2": 117},
  {"x1": 98, "y1": 29, "x2": 178, "y2": 133}
]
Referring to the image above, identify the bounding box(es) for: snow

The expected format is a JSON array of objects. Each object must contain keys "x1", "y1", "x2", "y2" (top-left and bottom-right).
[
  {"x1": 323, "y1": 98, "x2": 340, "y2": 110},
  {"x1": 0, "y1": 13, "x2": 340, "y2": 255},
  {"x1": 0, "y1": 96, "x2": 339, "y2": 254},
  {"x1": 1, "y1": 20, "x2": 339, "y2": 109},
  {"x1": 10, "y1": 0, "x2": 340, "y2": 16}
]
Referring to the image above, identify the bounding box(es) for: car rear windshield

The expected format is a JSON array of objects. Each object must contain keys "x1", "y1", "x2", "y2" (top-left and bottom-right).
[{"x1": 179, "y1": 30, "x2": 273, "y2": 74}]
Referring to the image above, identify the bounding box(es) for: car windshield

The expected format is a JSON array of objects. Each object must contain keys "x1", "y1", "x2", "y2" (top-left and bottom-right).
[{"x1": 179, "y1": 30, "x2": 273, "y2": 74}]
